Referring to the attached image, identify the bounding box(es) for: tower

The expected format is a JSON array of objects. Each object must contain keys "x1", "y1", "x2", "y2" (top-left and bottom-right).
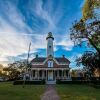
[{"x1": 46, "y1": 32, "x2": 54, "y2": 57}]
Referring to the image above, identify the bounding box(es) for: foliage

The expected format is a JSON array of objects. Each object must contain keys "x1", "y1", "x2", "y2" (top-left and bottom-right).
[
  {"x1": 70, "y1": 0, "x2": 100, "y2": 76},
  {"x1": 71, "y1": 70, "x2": 77, "y2": 77},
  {"x1": 76, "y1": 51, "x2": 100, "y2": 77},
  {"x1": 82, "y1": 0, "x2": 100, "y2": 20},
  {"x1": 13, "y1": 80, "x2": 45, "y2": 85},
  {"x1": 3, "y1": 67, "x2": 20, "y2": 80},
  {"x1": 70, "y1": 19, "x2": 100, "y2": 55},
  {"x1": 3, "y1": 60, "x2": 29, "y2": 80},
  {"x1": 70, "y1": 0, "x2": 100, "y2": 54}
]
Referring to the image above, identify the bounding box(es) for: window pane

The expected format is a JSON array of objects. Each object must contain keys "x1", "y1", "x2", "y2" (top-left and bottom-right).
[{"x1": 48, "y1": 61, "x2": 53, "y2": 67}]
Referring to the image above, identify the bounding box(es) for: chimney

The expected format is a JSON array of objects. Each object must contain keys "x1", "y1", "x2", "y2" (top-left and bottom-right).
[
  {"x1": 62, "y1": 55, "x2": 65, "y2": 58},
  {"x1": 36, "y1": 54, "x2": 38, "y2": 58}
]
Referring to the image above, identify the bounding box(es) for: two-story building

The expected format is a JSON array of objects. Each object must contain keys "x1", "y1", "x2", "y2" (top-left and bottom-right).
[{"x1": 30, "y1": 32, "x2": 71, "y2": 84}]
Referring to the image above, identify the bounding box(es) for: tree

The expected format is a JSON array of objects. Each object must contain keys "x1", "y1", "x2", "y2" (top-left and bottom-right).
[
  {"x1": 70, "y1": 0, "x2": 100, "y2": 77},
  {"x1": 82, "y1": 0, "x2": 100, "y2": 20},
  {"x1": 70, "y1": 19, "x2": 100, "y2": 55},
  {"x1": 3, "y1": 60, "x2": 28, "y2": 80},
  {"x1": 76, "y1": 51, "x2": 100, "y2": 77},
  {"x1": 70, "y1": 0, "x2": 100, "y2": 54}
]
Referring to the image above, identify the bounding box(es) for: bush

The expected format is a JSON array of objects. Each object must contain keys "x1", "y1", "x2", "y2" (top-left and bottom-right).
[
  {"x1": 71, "y1": 77, "x2": 85, "y2": 81},
  {"x1": 71, "y1": 77, "x2": 100, "y2": 81},
  {"x1": 56, "y1": 79, "x2": 100, "y2": 85},
  {"x1": 13, "y1": 80, "x2": 45, "y2": 85},
  {"x1": 89, "y1": 77, "x2": 100, "y2": 81}
]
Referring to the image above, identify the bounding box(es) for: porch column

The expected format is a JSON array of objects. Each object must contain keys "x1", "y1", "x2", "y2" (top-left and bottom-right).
[
  {"x1": 42, "y1": 70, "x2": 45, "y2": 79},
  {"x1": 32, "y1": 70, "x2": 34, "y2": 79},
  {"x1": 66, "y1": 70, "x2": 68, "y2": 79},
  {"x1": 54, "y1": 70, "x2": 55, "y2": 80},
  {"x1": 30, "y1": 70, "x2": 33, "y2": 80},
  {"x1": 46, "y1": 70, "x2": 47, "y2": 81},
  {"x1": 35, "y1": 70, "x2": 37, "y2": 79},
  {"x1": 38, "y1": 69, "x2": 39, "y2": 80},
  {"x1": 33, "y1": 70, "x2": 34, "y2": 79},
  {"x1": 57, "y1": 70, "x2": 59, "y2": 79},
  {"x1": 62, "y1": 70, "x2": 63, "y2": 79},
  {"x1": 68, "y1": 71, "x2": 71, "y2": 78},
  {"x1": 64, "y1": 70, "x2": 66, "y2": 79}
]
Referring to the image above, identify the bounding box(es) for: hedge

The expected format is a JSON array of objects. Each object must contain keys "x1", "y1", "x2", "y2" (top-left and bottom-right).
[
  {"x1": 71, "y1": 77, "x2": 100, "y2": 81},
  {"x1": 56, "y1": 79, "x2": 100, "y2": 85},
  {"x1": 13, "y1": 80, "x2": 45, "y2": 85}
]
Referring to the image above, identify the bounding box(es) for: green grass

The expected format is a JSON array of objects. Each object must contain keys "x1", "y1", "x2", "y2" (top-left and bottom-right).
[
  {"x1": 0, "y1": 82, "x2": 45, "y2": 100},
  {"x1": 56, "y1": 85, "x2": 100, "y2": 100}
]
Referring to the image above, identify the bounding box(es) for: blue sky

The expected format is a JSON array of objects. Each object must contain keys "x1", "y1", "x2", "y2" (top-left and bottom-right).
[{"x1": 0, "y1": 0, "x2": 91, "y2": 68}]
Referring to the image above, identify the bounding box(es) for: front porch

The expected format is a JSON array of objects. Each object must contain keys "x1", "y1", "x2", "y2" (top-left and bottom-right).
[{"x1": 28, "y1": 68, "x2": 71, "y2": 82}]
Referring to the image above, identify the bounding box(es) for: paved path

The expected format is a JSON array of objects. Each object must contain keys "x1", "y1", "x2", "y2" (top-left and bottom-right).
[{"x1": 41, "y1": 85, "x2": 60, "y2": 100}]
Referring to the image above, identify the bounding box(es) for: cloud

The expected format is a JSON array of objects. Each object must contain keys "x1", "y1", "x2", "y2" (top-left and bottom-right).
[
  {"x1": 0, "y1": 16, "x2": 34, "y2": 65},
  {"x1": 0, "y1": 0, "x2": 32, "y2": 33},
  {"x1": 55, "y1": 34, "x2": 74, "y2": 51},
  {"x1": 0, "y1": 16, "x2": 47, "y2": 66},
  {"x1": 34, "y1": 0, "x2": 56, "y2": 32},
  {"x1": 0, "y1": 0, "x2": 84, "y2": 66},
  {"x1": 0, "y1": 16, "x2": 49, "y2": 65}
]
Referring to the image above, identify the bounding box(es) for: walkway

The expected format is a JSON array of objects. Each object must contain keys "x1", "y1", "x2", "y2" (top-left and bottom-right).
[{"x1": 41, "y1": 85, "x2": 60, "y2": 100}]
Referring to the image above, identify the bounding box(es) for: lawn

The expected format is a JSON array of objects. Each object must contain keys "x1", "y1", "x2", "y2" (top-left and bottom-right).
[
  {"x1": 0, "y1": 82, "x2": 45, "y2": 100},
  {"x1": 56, "y1": 85, "x2": 100, "y2": 100}
]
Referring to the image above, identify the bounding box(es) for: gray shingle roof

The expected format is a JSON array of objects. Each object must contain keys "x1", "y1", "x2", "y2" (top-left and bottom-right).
[{"x1": 31, "y1": 57, "x2": 70, "y2": 63}]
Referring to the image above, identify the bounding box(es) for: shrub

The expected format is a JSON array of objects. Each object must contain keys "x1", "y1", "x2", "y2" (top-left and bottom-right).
[
  {"x1": 56, "y1": 79, "x2": 100, "y2": 85},
  {"x1": 13, "y1": 80, "x2": 45, "y2": 85}
]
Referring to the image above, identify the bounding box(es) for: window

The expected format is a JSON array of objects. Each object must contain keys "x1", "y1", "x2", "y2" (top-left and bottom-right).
[
  {"x1": 49, "y1": 46, "x2": 51, "y2": 48},
  {"x1": 48, "y1": 61, "x2": 53, "y2": 67}
]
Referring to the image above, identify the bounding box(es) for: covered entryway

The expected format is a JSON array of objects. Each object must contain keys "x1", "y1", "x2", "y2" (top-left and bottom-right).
[{"x1": 48, "y1": 70, "x2": 53, "y2": 81}]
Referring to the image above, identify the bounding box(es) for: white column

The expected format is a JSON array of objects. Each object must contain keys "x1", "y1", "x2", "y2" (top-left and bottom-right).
[
  {"x1": 30, "y1": 70, "x2": 33, "y2": 80},
  {"x1": 34, "y1": 70, "x2": 37, "y2": 79},
  {"x1": 68, "y1": 71, "x2": 71, "y2": 78},
  {"x1": 65, "y1": 70, "x2": 67, "y2": 79},
  {"x1": 32, "y1": 70, "x2": 34, "y2": 79},
  {"x1": 54, "y1": 70, "x2": 55, "y2": 80},
  {"x1": 64, "y1": 70, "x2": 65, "y2": 79},
  {"x1": 35, "y1": 70, "x2": 37, "y2": 79},
  {"x1": 57, "y1": 70, "x2": 59, "y2": 79},
  {"x1": 42, "y1": 70, "x2": 45, "y2": 79},
  {"x1": 58, "y1": 70, "x2": 59, "y2": 78},
  {"x1": 46, "y1": 70, "x2": 47, "y2": 81},
  {"x1": 62, "y1": 70, "x2": 63, "y2": 79},
  {"x1": 38, "y1": 70, "x2": 39, "y2": 80}
]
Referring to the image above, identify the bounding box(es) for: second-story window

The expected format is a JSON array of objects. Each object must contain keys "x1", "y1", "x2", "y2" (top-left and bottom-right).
[{"x1": 48, "y1": 61, "x2": 53, "y2": 67}]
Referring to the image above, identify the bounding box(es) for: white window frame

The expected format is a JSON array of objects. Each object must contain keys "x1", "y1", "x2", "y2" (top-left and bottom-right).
[{"x1": 48, "y1": 61, "x2": 53, "y2": 68}]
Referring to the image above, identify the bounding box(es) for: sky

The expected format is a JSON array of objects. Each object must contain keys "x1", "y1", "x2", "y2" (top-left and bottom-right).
[{"x1": 0, "y1": 0, "x2": 93, "y2": 69}]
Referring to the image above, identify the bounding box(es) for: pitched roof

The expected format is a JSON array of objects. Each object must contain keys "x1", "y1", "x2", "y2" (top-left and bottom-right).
[
  {"x1": 32, "y1": 64, "x2": 69, "y2": 68},
  {"x1": 31, "y1": 57, "x2": 46, "y2": 63},
  {"x1": 55, "y1": 57, "x2": 70, "y2": 63},
  {"x1": 31, "y1": 57, "x2": 70, "y2": 63}
]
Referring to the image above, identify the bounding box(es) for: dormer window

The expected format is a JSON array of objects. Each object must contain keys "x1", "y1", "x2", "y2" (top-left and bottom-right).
[{"x1": 48, "y1": 61, "x2": 53, "y2": 67}]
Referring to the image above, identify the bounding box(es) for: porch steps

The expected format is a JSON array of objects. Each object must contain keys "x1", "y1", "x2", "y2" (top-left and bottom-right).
[{"x1": 46, "y1": 80, "x2": 56, "y2": 84}]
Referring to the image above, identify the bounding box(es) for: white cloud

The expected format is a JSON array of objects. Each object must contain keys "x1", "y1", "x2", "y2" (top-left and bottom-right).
[
  {"x1": 34, "y1": 0, "x2": 56, "y2": 32},
  {"x1": 0, "y1": 16, "x2": 48, "y2": 66},
  {"x1": 55, "y1": 34, "x2": 74, "y2": 51},
  {"x1": 0, "y1": 17, "x2": 34, "y2": 64},
  {"x1": 0, "y1": 0, "x2": 75, "y2": 66}
]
